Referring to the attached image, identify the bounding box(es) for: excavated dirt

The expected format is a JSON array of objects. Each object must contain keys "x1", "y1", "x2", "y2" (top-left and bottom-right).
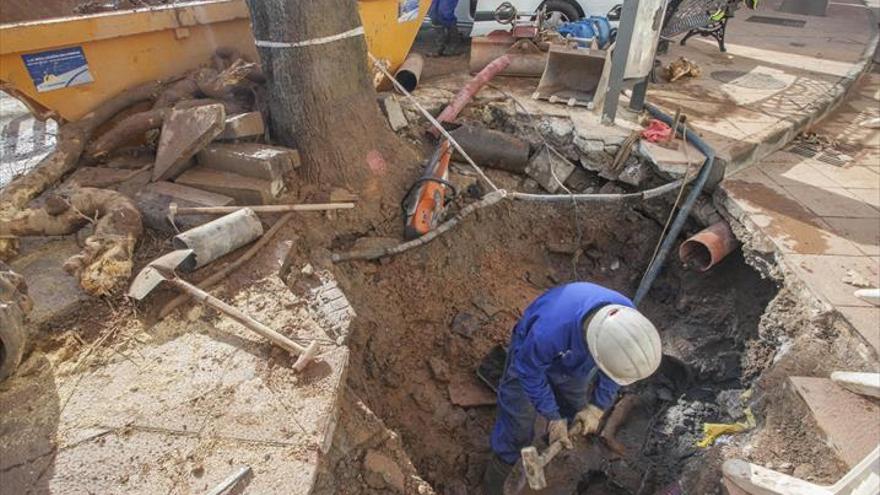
[{"x1": 296, "y1": 175, "x2": 782, "y2": 494}]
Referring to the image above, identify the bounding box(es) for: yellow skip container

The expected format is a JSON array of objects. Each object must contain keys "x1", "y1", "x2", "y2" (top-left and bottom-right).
[{"x1": 0, "y1": 0, "x2": 430, "y2": 122}]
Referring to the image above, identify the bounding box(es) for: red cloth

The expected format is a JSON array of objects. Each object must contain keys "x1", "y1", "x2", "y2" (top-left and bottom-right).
[{"x1": 641, "y1": 119, "x2": 673, "y2": 143}]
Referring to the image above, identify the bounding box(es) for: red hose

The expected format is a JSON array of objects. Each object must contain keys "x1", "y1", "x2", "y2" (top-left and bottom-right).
[{"x1": 429, "y1": 54, "x2": 512, "y2": 138}]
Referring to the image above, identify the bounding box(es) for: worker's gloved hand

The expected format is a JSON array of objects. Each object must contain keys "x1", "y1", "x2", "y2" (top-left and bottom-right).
[
  {"x1": 548, "y1": 419, "x2": 573, "y2": 450},
  {"x1": 573, "y1": 405, "x2": 605, "y2": 436}
]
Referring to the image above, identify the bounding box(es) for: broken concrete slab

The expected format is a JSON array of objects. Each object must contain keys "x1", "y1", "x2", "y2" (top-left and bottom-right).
[
  {"x1": 134, "y1": 182, "x2": 234, "y2": 233},
  {"x1": 153, "y1": 104, "x2": 226, "y2": 182},
  {"x1": 525, "y1": 146, "x2": 575, "y2": 193},
  {"x1": 789, "y1": 376, "x2": 880, "y2": 467},
  {"x1": 9, "y1": 238, "x2": 87, "y2": 325},
  {"x1": 379, "y1": 95, "x2": 408, "y2": 132},
  {"x1": 197, "y1": 143, "x2": 299, "y2": 195},
  {"x1": 216, "y1": 112, "x2": 265, "y2": 141},
  {"x1": 448, "y1": 375, "x2": 497, "y2": 407},
  {"x1": 639, "y1": 140, "x2": 704, "y2": 179},
  {"x1": 175, "y1": 167, "x2": 279, "y2": 205}
]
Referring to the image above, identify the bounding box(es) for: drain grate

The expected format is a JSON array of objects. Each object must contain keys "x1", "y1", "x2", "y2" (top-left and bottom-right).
[
  {"x1": 711, "y1": 70, "x2": 789, "y2": 90},
  {"x1": 746, "y1": 15, "x2": 806, "y2": 28},
  {"x1": 788, "y1": 143, "x2": 853, "y2": 167}
]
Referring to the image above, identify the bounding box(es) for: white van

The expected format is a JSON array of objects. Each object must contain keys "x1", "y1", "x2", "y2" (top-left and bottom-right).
[{"x1": 453, "y1": 0, "x2": 621, "y2": 36}]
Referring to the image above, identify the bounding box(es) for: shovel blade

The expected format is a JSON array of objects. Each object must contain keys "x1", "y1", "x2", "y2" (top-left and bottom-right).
[
  {"x1": 127, "y1": 249, "x2": 195, "y2": 300},
  {"x1": 521, "y1": 446, "x2": 547, "y2": 490}
]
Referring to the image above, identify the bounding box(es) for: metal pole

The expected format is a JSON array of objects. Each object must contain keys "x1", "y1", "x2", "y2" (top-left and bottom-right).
[
  {"x1": 602, "y1": 0, "x2": 640, "y2": 124},
  {"x1": 629, "y1": 77, "x2": 649, "y2": 112}
]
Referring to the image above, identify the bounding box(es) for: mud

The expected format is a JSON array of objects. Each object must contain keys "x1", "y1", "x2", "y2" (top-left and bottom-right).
[{"x1": 309, "y1": 178, "x2": 779, "y2": 494}]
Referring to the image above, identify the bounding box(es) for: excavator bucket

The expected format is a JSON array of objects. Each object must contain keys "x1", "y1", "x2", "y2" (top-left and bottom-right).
[{"x1": 532, "y1": 44, "x2": 613, "y2": 109}]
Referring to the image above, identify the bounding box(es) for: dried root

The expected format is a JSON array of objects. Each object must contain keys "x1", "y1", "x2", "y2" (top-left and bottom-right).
[{"x1": 1, "y1": 187, "x2": 143, "y2": 296}]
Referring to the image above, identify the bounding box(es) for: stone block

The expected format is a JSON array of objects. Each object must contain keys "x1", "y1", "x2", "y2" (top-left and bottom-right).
[
  {"x1": 789, "y1": 376, "x2": 880, "y2": 468},
  {"x1": 10, "y1": 238, "x2": 87, "y2": 325},
  {"x1": 216, "y1": 112, "x2": 265, "y2": 140},
  {"x1": 363, "y1": 450, "x2": 405, "y2": 492},
  {"x1": 174, "y1": 167, "x2": 278, "y2": 205},
  {"x1": 197, "y1": 143, "x2": 298, "y2": 196},
  {"x1": 153, "y1": 104, "x2": 226, "y2": 181},
  {"x1": 134, "y1": 182, "x2": 234, "y2": 233},
  {"x1": 379, "y1": 95, "x2": 408, "y2": 132},
  {"x1": 525, "y1": 146, "x2": 575, "y2": 193}
]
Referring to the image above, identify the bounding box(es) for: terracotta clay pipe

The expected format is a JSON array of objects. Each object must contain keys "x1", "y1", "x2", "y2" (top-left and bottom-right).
[{"x1": 679, "y1": 221, "x2": 739, "y2": 272}]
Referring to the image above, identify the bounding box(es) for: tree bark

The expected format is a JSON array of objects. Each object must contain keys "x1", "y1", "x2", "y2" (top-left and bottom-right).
[{"x1": 245, "y1": 0, "x2": 406, "y2": 193}]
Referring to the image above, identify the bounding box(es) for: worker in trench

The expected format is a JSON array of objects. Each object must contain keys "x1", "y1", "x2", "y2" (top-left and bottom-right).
[{"x1": 483, "y1": 282, "x2": 663, "y2": 494}]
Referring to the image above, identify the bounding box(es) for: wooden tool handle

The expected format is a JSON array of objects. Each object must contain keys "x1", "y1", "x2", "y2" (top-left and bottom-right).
[
  {"x1": 170, "y1": 277, "x2": 307, "y2": 354},
  {"x1": 541, "y1": 422, "x2": 584, "y2": 464},
  {"x1": 173, "y1": 203, "x2": 355, "y2": 215}
]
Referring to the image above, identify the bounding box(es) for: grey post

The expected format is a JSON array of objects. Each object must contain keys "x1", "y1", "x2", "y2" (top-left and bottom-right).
[{"x1": 602, "y1": 0, "x2": 640, "y2": 124}]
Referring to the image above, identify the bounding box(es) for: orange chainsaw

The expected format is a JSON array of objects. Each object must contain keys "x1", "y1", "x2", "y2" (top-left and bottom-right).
[{"x1": 402, "y1": 139, "x2": 457, "y2": 239}]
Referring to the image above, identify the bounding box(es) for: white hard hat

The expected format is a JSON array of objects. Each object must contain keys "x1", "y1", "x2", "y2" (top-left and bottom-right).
[{"x1": 584, "y1": 304, "x2": 662, "y2": 386}]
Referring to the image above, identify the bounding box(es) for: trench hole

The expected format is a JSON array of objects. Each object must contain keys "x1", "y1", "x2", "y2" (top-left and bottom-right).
[{"x1": 331, "y1": 196, "x2": 778, "y2": 494}]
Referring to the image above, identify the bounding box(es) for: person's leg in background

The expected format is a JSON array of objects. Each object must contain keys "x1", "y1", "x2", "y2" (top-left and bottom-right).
[{"x1": 428, "y1": 0, "x2": 464, "y2": 56}]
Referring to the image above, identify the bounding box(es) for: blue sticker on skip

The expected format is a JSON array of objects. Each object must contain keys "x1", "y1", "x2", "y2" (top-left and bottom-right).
[{"x1": 22, "y1": 47, "x2": 94, "y2": 93}]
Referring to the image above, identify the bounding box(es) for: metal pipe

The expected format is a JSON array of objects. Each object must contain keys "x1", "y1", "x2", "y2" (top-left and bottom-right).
[
  {"x1": 394, "y1": 53, "x2": 424, "y2": 93},
  {"x1": 633, "y1": 104, "x2": 717, "y2": 305},
  {"x1": 678, "y1": 220, "x2": 739, "y2": 272},
  {"x1": 172, "y1": 208, "x2": 263, "y2": 271}
]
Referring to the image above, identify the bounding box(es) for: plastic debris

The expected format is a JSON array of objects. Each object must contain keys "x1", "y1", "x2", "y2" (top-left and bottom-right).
[
  {"x1": 641, "y1": 119, "x2": 673, "y2": 143},
  {"x1": 696, "y1": 408, "x2": 756, "y2": 448}
]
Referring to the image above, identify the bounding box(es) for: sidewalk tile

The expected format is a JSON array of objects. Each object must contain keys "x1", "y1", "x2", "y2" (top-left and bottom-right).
[
  {"x1": 824, "y1": 217, "x2": 880, "y2": 256},
  {"x1": 722, "y1": 175, "x2": 862, "y2": 256},
  {"x1": 846, "y1": 188, "x2": 880, "y2": 209},
  {"x1": 811, "y1": 163, "x2": 880, "y2": 189},
  {"x1": 836, "y1": 306, "x2": 880, "y2": 357},
  {"x1": 782, "y1": 185, "x2": 878, "y2": 218},
  {"x1": 786, "y1": 254, "x2": 880, "y2": 307},
  {"x1": 761, "y1": 159, "x2": 846, "y2": 188}
]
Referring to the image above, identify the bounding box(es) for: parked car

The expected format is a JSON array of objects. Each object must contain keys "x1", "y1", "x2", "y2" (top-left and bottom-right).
[{"x1": 452, "y1": 0, "x2": 621, "y2": 36}]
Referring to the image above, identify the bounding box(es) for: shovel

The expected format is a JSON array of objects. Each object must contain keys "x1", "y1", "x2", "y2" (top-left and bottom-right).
[{"x1": 129, "y1": 249, "x2": 319, "y2": 371}]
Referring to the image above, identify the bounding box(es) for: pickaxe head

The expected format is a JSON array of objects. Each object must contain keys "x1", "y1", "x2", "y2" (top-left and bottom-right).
[
  {"x1": 521, "y1": 445, "x2": 547, "y2": 490},
  {"x1": 128, "y1": 249, "x2": 195, "y2": 300}
]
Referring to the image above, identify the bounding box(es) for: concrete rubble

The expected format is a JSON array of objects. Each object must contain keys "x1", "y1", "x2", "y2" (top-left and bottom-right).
[
  {"x1": 217, "y1": 112, "x2": 266, "y2": 141},
  {"x1": 153, "y1": 104, "x2": 226, "y2": 182}
]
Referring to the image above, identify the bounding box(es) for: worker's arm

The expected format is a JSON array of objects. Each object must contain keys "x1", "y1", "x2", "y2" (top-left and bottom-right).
[
  {"x1": 590, "y1": 372, "x2": 621, "y2": 411},
  {"x1": 511, "y1": 325, "x2": 564, "y2": 421}
]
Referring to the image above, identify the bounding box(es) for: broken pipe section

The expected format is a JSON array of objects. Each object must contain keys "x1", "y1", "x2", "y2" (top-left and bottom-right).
[
  {"x1": 394, "y1": 53, "x2": 424, "y2": 93},
  {"x1": 173, "y1": 208, "x2": 264, "y2": 271},
  {"x1": 679, "y1": 221, "x2": 738, "y2": 272},
  {"x1": 448, "y1": 124, "x2": 530, "y2": 173}
]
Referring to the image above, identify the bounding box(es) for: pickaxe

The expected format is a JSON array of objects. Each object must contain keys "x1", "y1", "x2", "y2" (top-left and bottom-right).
[{"x1": 128, "y1": 249, "x2": 320, "y2": 371}]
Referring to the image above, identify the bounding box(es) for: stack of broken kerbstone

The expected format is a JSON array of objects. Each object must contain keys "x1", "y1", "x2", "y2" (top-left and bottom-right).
[{"x1": 70, "y1": 104, "x2": 300, "y2": 233}]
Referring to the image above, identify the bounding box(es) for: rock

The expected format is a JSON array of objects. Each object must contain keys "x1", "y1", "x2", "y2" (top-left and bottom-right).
[
  {"x1": 197, "y1": 143, "x2": 299, "y2": 196},
  {"x1": 525, "y1": 146, "x2": 575, "y2": 193},
  {"x1": 428, "y1": 357, "x2": 451, "y2": 382},
  {"x1": 216, "y1": 112, "x2": 265, "y2": 140},
  {"x1": 448, "y1": 376, "x2": 497, "y2": 407},
  {"x1": 451, "y1": 312, "x2": 480, "y2": 339},
  {"x1": 134, "y1": 181, "x2": 234, "y2": 233},
  {"x1": 539, "y1": 117, "x2": 574, "y2": 142},
  {"x1": 153, "y1": 104, "x2": 226, "y2": 181},
  {"x1": 617, "y1": 157, "x2": 648, "y2": 186},
  {"x1": 471, "y1": 294, "x2": 501, "y2": 317},
  {"x1": 174, "y1": 167, "x2": 278, "y2": 205},
  {"x1": 363, "y1": 450, "x2": 405, "y2": 492},
  {"x1": 380, "y1": 95, "x2": 409, "y2": 132},
  {"x1": 563, "y1": 167, "x2": 595, "y2": 192},
  {"x1": 443, "y1": 408, "x2": 467, "y2": 430},
  {"x1": 9, "y1": 238, "x2": 87, "y2": 325}
]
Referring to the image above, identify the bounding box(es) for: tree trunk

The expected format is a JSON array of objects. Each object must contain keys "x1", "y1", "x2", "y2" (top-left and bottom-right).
[{"x1": 245, "y1": 0, "x2": 405, "y2": 194}]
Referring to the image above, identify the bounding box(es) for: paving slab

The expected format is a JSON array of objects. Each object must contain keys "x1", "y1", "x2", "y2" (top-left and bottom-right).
[
  {"x1": 9, "y1": 238, "x2": 87, "y2": 325},
  {"x1": 0, "y1": 234, "x2": 352, "y2": 495},
  {"x1": 196, "y1": 143, "x2": 299, "y2": 195},
  {"x1": 836, "y1": 306, "x2": 880, "y2": 355},
  {"x1": 784, "y1": 254, "x2": 879, "y2": 307},
  {"x1": 789, "y1": 376, "x2": 880, "y2": 467},
  {"x1": 153, "y1": 104, "x2": 226, "y2": 182},
  {"x1": 175, "y1": 167, "x2": 279, "y2": 205},
  {"x1": 217, "y1": 112, "x2": 265, "y2": 141}
]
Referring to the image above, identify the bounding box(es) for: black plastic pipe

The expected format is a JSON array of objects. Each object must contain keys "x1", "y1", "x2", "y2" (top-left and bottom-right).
[{"x1": 633, "y1": 104, "x2": 717, "y2": 306}]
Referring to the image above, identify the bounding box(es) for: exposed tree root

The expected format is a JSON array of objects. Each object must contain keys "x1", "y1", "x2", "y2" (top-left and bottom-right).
[
  {"x1": 0, "y1": 81, "x2": 164, "y2": 260},
  {"x1": 86, "y1": 108, "x2": 172, "y2": 161},
  {"x1": 1, "y1": 188, "x2": 143, "y2": 296}
]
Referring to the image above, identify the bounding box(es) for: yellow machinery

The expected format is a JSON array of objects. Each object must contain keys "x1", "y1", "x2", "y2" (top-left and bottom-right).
[{"x1": 0, "y1": 0, "x2": 430, "y2": 122}]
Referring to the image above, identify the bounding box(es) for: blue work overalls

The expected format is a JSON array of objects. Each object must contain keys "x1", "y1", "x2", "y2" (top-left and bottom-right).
[
  {"x1": 489, "y1": 282, "x2": 634, "y2": 465},
  {"x1": 429, "y1": 0, "x2": 458, "y2": 27}
]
